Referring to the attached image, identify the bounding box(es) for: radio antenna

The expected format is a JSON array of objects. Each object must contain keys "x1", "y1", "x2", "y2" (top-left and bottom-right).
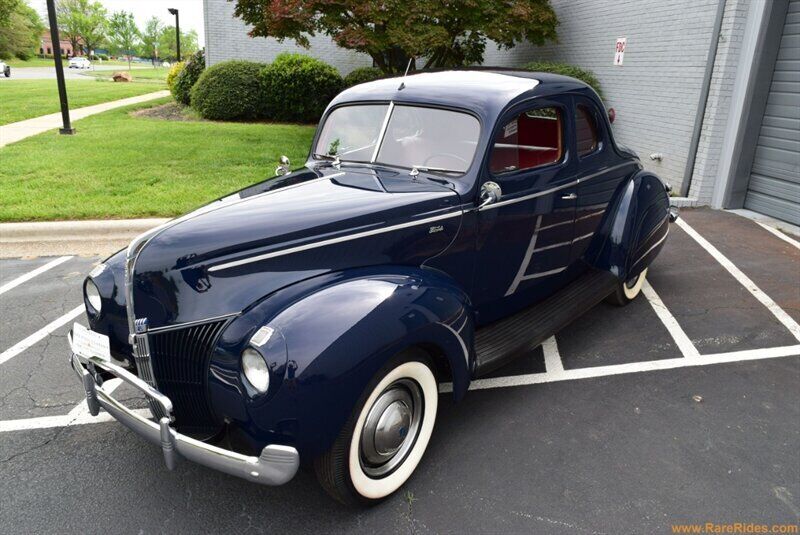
[{"x1": 398, "y1": 57, "x2": 414, "y2": 90}]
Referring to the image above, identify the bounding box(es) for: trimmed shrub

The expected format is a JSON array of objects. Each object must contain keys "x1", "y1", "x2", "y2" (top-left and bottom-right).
[
  {"x1": 523, "y1": 61, "x2": 603, "y2": 99},
  {"x1": 191, "y1": 60, "x2": 265, "y2": 121},
  {"x1": 343, "y1": 66, "x2": 384, "y2": 88},
  {"x1": 173, "y1": 49, "x2": 205, "y2": 105},
  {"x1": 260, "y1": 53, "x2": 343, "y2": 123},
  {"x1": 166, "y1": 61, "x2": 185, "y2": 93}
]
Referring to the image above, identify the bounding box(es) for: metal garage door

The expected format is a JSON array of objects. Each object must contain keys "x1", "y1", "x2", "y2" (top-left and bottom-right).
[{"x1": 744, "y1": 0, "x2": 800, "y2": 225}]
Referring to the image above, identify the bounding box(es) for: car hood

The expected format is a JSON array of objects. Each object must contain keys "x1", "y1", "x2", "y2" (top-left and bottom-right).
[{"x1": 130, "y1": 167, "x2": 463, "y2": 328}]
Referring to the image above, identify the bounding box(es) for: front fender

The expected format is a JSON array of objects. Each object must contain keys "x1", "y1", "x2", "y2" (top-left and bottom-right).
[
  {"x1": 207, "y1": 266, "x2": 473, "y2": 458},
  {"x1": 588, "y1": 171, "x2": 671, "y2": 281}
]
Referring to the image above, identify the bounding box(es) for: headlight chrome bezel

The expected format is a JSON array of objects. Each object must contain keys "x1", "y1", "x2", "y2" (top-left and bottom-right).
[{"x1": 84, "y1": 278, "x2": 103, "y2": 315}]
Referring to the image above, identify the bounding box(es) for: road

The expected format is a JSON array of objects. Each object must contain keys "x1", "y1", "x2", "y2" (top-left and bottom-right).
[
  {"x1": 0, "y1": 208, "x2": 798, "y2": 533},
  {"x1": 0, "y1": 64, "x2": 158, "y2": 81}
]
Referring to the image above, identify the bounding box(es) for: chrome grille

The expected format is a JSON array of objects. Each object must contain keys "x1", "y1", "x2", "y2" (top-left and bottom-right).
[{"x1": 147, "y1": 319, "x2": 228, "y2": 434}]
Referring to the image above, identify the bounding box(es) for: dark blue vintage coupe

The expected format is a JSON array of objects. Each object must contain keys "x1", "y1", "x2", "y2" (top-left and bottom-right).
[{"x1": 70, "y1": 70, "x2": 675, "y2": 505}]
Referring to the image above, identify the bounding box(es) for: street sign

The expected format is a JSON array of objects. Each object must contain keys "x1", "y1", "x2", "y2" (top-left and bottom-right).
[{"x1": 614, "y1": 37, "x2": 626, "y2": 66}]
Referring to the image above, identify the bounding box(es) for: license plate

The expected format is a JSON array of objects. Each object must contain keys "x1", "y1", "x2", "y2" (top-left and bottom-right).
[{"x1": 71, "y1": 323, "x2": 111, "y2": 361}]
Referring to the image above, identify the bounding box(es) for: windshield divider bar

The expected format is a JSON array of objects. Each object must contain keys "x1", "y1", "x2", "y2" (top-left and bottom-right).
[{"x1": 371, "y1": 102, "x2": 395, "y2": 163}]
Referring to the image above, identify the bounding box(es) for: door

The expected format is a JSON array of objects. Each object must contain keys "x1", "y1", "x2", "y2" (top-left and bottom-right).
[
  {"x1": 744, "y1": 0, "x2": 800, "y2": 225},
  {"x1": 473, "y1": 99, "x2": 577, "y2": 323}
]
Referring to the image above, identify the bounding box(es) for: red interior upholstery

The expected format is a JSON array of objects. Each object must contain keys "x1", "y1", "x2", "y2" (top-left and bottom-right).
[{"x1": 490, "y1": 111, "x2": 562, "y2": 174}]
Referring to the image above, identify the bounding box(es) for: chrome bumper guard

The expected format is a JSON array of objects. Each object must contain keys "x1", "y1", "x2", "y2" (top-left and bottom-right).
[{"x1": 68, "y1": 333, "x2": 299, "y2": 486}]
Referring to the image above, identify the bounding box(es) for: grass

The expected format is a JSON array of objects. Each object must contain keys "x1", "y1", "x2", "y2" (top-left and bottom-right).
[
  {"x1": 0, "y1": 98, "x2": 316, "y2": 221},
  {"x1": 80, "y1": 67, "x2": 169, "y2": 83},
  {"x1": 0, "y1": 79, "x2": 167, "y2": 125},
  {"x1": 4, "y1": 57, "x2": 152, "y2": 68}
]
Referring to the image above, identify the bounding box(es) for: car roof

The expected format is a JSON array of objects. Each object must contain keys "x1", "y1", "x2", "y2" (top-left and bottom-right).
[{"x1": 330, "y1": 69, "x2": 594, "y2": 121}]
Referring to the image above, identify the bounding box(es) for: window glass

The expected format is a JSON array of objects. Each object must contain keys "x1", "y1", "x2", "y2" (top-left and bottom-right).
[
  {"x1": 314, "y1": 104, "x2": 389, "y2": 162},
  {"x1": 576, "y1": 105, "x2": 599, "y2": 156},
  {"x1": 489, "y1": 107, "x2": 563, "y2": 174},
  {"x1": 376, "y1": 106, "x2": 480, "y2": 174}
]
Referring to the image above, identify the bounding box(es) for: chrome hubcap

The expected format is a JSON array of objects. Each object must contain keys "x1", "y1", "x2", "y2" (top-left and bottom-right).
[{"x1": 360, "y1": 378, "x2": 423, "y2": 478}]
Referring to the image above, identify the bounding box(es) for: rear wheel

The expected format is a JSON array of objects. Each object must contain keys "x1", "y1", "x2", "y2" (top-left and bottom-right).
[
  {"x1": 314, "y1": 349, "x2": 438, "y2": 506},
  {"x1": 606, "y1": 267, "x2": 648, "y2": 306}
]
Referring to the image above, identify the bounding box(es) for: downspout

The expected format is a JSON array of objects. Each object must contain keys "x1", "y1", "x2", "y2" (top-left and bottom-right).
[{"x1": 680, "y1": 0, "x2": 726, "y2": 197}]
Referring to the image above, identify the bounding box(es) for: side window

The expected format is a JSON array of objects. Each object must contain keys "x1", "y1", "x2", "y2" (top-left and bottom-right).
[
  {"x1": 489, "y1": 107, "x2": 563, "y2": 175},
  {"x1": 576, "y1": 105, "x2": 599, "y2": 156}
]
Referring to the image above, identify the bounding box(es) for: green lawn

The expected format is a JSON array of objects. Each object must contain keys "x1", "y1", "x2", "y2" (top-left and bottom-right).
[
  {"x1": 0, "y1": 98, "x2": 316, "y2": 221},
  {"x1": 80, "y1": 67, "x2": 169, "y2": 83},
  {"x1": 5, "y1": 57, "x2": 152, "y2": 68},
  {"x1": 0, "y1": 79, "x2": 167, "y2": 125}
]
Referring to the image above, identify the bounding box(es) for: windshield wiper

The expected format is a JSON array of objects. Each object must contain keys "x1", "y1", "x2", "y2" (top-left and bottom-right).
[
  {"x1": 409, "y1": 165, "x2": 462, "y2": 176},
  {"x1": 312, "y1": 152, "x2": 341, "y2": 168}
]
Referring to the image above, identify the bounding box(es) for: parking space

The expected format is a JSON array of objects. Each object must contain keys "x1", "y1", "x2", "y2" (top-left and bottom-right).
[{"x1": 0, "y1": 208, "x2": 798, "y2": 533}]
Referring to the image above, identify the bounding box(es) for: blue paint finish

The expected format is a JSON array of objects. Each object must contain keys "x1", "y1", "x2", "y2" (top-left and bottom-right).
[{"x1": 83, "y1": 70, "x2": 672, "y2": 463}]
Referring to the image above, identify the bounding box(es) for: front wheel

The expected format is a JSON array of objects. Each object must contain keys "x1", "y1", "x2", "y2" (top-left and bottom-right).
[
  {"x1": 606, "y1": 267, "x2": 648, "y2": 306},
  {"x1": 314, "y1": 350, "x2": 438, "y2": 506}
]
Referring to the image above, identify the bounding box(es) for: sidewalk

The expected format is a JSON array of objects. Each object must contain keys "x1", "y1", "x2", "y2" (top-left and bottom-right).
[
  {"x1": 0, "y1": 218, "x2": 168, "y2": 258},
  {"x1": 0, "y1": 90, "x2": 169, "y2": 147}
]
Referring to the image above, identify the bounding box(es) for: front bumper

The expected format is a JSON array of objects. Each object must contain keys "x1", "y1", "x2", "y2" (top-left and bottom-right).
[{"x1": 68, "y1": 332, "x2": 299, "y2": 486}]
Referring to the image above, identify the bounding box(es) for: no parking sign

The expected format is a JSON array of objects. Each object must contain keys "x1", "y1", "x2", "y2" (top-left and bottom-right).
[{"x1": 614, "y1": 37, "x2": 626, "y2": 66}]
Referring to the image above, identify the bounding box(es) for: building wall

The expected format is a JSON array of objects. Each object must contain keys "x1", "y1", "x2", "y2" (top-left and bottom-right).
[{"x1": 203, "y1": 0, "x2": 372, "y2": 74}]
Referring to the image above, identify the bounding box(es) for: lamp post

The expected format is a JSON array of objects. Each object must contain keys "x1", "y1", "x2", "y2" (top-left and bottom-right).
[
  {"x1": 168, "y1": 8, "x2": 180, "y2": 62},
  {"x1": 45, "y1": 0, "x2": 74, "y2": 135}
]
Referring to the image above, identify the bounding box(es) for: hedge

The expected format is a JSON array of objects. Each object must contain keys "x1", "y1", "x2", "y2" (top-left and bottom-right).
[
  {"x1": 523, "y1": 61, "x2": 604, "y2": 99},
  {"x1": 173, "y1": 49, "x2": 205, "y2": 106},
  {"x1": 343, "y1": 66, "x2": 384, "y2": 88},
  {"x1": 260, "y1": 53, "x2": 343, "y2": 123},
  {"x1": 166, "y1": 61, "x2": 185, "y2": 93},
  {"x1": 191, "y1": 60, "x2": 266, "y2": 121}
]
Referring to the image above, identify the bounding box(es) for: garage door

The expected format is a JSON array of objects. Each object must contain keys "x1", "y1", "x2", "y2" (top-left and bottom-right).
[{"x1": 744, "y1": 0, "x2": 800, "y2": 225}]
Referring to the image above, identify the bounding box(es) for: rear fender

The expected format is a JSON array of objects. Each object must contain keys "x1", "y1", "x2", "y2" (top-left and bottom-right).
[
  {"x1": 587, "y1": 171, "x2": 671, "y2": 282},
  {"x1": 207, "y1": 266, "x2": 474, "y2": 457}
]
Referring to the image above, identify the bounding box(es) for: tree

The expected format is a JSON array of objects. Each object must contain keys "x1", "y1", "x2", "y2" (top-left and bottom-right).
[
  {"x1": 56, "y1": 0, "x2": 107, "y2": 56},
  {"x1": 158, "y1": 26, "x2": 198, "y2": 61},
  {"x1": 140, "y1": 16, "x2": 162, "y2": 64},
  {"x1": 108, "y1": 11, "x2": 140, "y2": 69},
  {"x1": 0, "y1": 1, "x2": 44, "y2": 60},
  {"x1": 230, "y1": 0, "x2": 559, "y2": 74},
  {"x1": 0, "y1": 0, "x2": 20, "y2": 27}
]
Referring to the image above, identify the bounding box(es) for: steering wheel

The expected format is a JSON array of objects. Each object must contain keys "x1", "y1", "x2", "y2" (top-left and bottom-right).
[{"x1": 424, "y1": 153, "x2": 468, "y2": 169}]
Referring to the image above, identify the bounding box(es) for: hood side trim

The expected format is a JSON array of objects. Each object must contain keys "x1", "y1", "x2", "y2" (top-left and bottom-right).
[{"x1": 208, "y1": 210, "x2": 463, "y2": 273}]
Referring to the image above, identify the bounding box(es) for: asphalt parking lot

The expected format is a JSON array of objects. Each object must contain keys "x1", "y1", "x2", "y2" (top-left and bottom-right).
[{"x1": 1, "y1": 208, "x2": 798, "y2": 534}]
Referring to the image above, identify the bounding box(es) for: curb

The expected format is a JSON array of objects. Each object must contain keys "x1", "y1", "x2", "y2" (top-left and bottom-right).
[{"x1": 0, "y1": 219, "x2": 169, "y2": 243}]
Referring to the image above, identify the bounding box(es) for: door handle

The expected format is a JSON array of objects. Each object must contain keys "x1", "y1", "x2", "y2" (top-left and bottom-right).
[{"x1": 561, "y1": 193, "x2": 578, "y2": 200}]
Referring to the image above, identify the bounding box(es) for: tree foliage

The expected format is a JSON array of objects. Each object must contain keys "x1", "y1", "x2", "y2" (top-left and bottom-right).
[
  {"x1": 140, "y1": 16, "x2": 163, "y2": 61},
  {"x1": 108, "y1": 11, "x2": 140, "y2": 69},
  {"x1": 230, "y1": 0, "x2": 559, "y2": 73},
  {"x1": 0, "y1": 0, "x2": 43, "y2": 60},
  {"x1": 56, "y1": 0, "x2": 108, "y2": 55},
  {"x1": 158, "y1": 26, "x2": 199, "y2": 61}
]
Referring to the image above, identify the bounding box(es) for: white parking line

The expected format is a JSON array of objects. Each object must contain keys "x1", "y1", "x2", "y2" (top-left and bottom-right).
[
  {"x1": 756, "y1": 222, "x2": 800, "y2": 251},
  {"x1": 0, "y1": 305, "x2": 84, "y2": 366},
  {"x1": 439, "y1": 344, "x2": 800, "y2": 393},
  {"x1": 677, "y1": 218, "x2": 800, "y2": 343},
  {"x1": 0, "y1": 256, "x2": 72, "y2": 296},
  {"x1": 641, "y1": 280, "x2": 700, "y2": 358},
  {"x1": 542, "y1": 336, "x2": 563, "y2": 373}
]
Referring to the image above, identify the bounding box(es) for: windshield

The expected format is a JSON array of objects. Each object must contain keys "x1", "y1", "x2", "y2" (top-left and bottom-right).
[{"x1": 314, "y1": 104, "x2": 480, "y2": 175}]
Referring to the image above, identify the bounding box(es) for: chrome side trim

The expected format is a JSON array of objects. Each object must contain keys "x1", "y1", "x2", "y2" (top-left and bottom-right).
[
  {"x1": 440, "y1": 320, "x2": 470, "y2": 367},
  {"x1": 208, "y1": 210, "x2": 463, "y2": 273},
  {"x1": 505, "y1": 215, "x2": 543, "y2": 296},
  {"x1": 520, "y1": 266, "x2": 567, "y2": 281},
  {"x1": 631, "y1": 224, "x2": 670, "y2": 268},
  {"x1": 532, "y1": 231, "x2": 594, "y2": 253},
  {"x1": 480, "y1": 163, "x2": 630, "y2": 211},
  {"x1": 371, "y1": 102, "x2": 395, "y2": 162}
]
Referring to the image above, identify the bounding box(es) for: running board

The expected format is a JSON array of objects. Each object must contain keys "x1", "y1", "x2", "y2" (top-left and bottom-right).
[{"x1": 474, "y1": 269, "x2": 618, "y2": 377}]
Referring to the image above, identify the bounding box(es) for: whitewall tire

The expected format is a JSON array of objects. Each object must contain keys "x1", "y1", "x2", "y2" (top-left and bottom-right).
[
  {"x1": 315, "y1": 350, "x2": 438, "y2": 505},
  {"x1": 607, "y1": 267, "x2": 648, "y2": 306}
]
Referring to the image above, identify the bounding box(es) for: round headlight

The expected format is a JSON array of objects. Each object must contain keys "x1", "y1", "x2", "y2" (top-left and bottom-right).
[
  {"x1": 85, "y1": 279, "x2": 102, "y2": 314},
  {"x1": 242, "y1": 348, "x2": 270, "y2": 394}
]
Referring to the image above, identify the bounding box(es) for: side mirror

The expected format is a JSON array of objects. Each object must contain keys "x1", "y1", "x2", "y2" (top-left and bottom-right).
[
  {"x1": 479, "y1": 181, "x2": 502, "y2": 209},
  {"x1": 275, "y1": 155, "x2": 291, "y2": 176}
]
